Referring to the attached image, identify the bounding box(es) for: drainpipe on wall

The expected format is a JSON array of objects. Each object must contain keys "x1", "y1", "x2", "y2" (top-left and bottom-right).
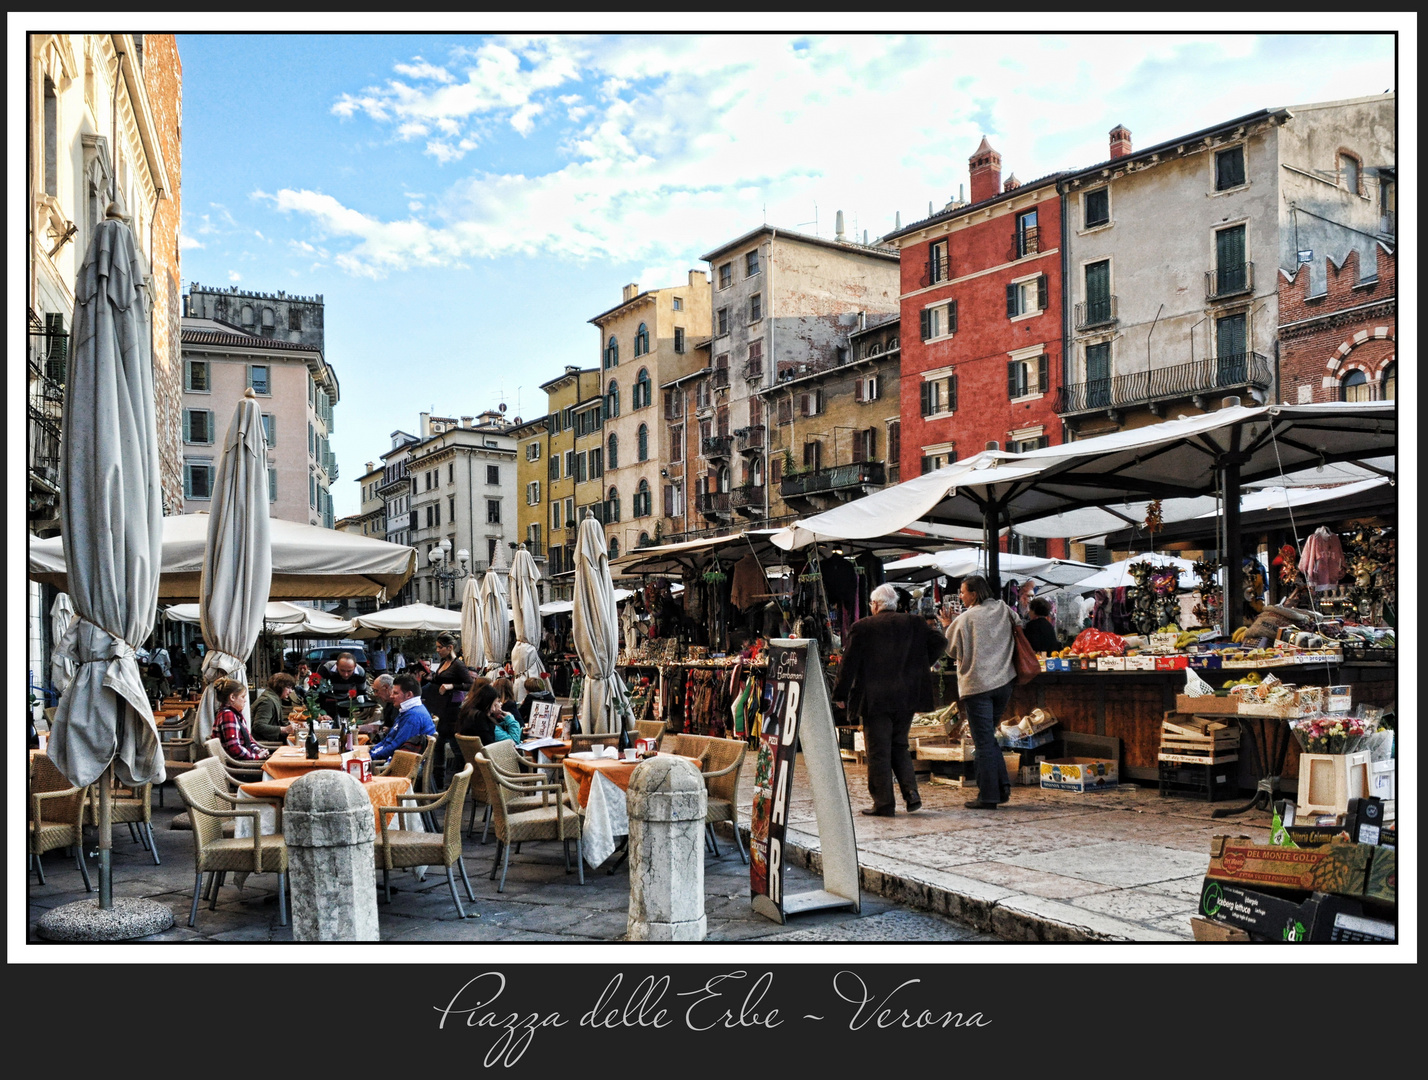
[{"x1": 1058, "y1": 180, "x2": 1071, "y2": 445}]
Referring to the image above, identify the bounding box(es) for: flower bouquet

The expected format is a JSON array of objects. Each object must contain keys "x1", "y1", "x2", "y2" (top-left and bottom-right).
[{"x1": 1290, "y1": 714, "x2": 1373, "y2": 755}]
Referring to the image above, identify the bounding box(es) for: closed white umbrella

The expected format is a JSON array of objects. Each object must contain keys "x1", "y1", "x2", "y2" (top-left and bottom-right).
[
  {"x1": 459, "y1": 574, "x2": 483, "y2": 668},
  {"x1": 509, "y1": 545, "x2": 546, "y2": 702},
  {"x1": 479, "y1": 565, "x2": 511, "y2": 675},
  {"x1": 572, "y1": 511, "x2": 630, "y2": 736},
  {"x1": 193, "y1": 391, "x2": 272, "y2": 745},
  {"x1": 49, "y1": 592, "x2": 77, "y2": 696}
]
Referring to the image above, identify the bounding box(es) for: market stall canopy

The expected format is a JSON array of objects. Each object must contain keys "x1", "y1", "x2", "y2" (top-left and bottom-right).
[
  {"x1": 610, "y1": 531, "x2": 784, "y2": 578},
  {"x1": 540, "y1": 588, "x2": 634, "y2": 617},
  {"x1": 350, "y1": 603, "x2": 461, "y2": 637},
  {"x1": 1242, "y1": 455, "x2": 1395, "y2": 488},
  {"x1": 1073, "y1": 553, "x2": 1199, "y2": 593},
  {"x1": 163, "y1": 600, "x2": 356, "y2": 637},
  {"x1": 29, "y1": 513, "x2": 416, "y2": 600},
  {"x1": 882, "y1": 549, "x2": 1102, "y2": 588}
]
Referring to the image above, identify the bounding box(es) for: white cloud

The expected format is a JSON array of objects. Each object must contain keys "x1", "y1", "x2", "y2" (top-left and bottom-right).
[
  {"x1": 179, "y1": 233, "x2": 204, "y2": 250},
  {"x1": 227, "y1": 270, "x2": 242, "y2": 282}
]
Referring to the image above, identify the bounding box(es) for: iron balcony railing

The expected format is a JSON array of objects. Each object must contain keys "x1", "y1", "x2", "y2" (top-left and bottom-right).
[
  {"x1": 1013, "y1": 225, "x2": 1040, "y2": 260},
  {"x1": 701, "y1": 434, "x2": 732, "y2": 459},
  {"x1": 1074, "y1": 295, "x2": 1118, "y2": 331},
  {"x1": 730, "y1": 484, "x2": 763, "y2": 512},
  {"x1": 736, "y1": 425, "x2": 765, "y2": 453},
  {"x1": 779, "y1": 460, "x2": 885, "y2": 499},
  {"x1": 696, "y1": 491, "x2": 730, "y2": 516},
  {"x1": 1205, "y1": 261, "x2": 1254, "y2": 301},
  {"x1": 1055, "y1": 352, "x2": 1272, "y2": 415}
]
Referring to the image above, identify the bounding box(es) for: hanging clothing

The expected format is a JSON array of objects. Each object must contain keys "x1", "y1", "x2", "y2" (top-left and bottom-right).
[
  {"x1": 820, "y1": 555, "x2": 860, "y2": 612},
  {"x1": 730, "y1": 554, "x2": 767, "y2": 612},
  {"x1": 1301, "y1": 528, "x2": 1347, "y2": 587}
]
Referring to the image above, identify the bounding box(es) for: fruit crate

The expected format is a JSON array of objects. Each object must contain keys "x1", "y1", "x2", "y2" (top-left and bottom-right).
[{"x1": 1158, "y1": 760, "x2": 1237, "y2": 802}]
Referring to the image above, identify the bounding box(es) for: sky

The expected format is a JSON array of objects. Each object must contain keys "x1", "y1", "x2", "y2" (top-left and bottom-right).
[{"x1": 167, "y1": 27, "x2": 1400, "y2": 517}]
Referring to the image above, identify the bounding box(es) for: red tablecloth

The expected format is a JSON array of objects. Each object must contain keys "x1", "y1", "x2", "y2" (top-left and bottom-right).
[{"x1": 262, "y1": 744, "x2": 369, "y2": 780}]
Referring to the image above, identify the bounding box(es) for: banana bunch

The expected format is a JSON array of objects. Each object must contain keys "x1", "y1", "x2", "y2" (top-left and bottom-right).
[
  {"x1": 1175, "y1": 631, "x2": 1200, "y2": 649},
  {"x1": 1230, "y1": 626, "x2": 1248, "y2": 643}
]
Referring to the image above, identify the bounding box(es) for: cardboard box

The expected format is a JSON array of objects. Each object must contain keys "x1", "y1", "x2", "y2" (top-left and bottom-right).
[
  {"x1": 1369, "y1": 759, "x2": 1395, "y2": 801},
  {"x1": 1237, "y1": 700, "x2": 1305, "y2": 718},
  {"x1": 1176, "y1": 693, "x2": 1241, "y2": 715},
  {"x1": 1325, "y1": 685, "x2": 1353, "y2": 712},
  {"x1": 1365, "y1": 845, "x2": 1396, "y2": 906},
  {"x1": 1000, "y1": 728, "x2": 1056, "y2": 751},
  {"x1": 1297, "y1": 750, "x2": 1371, "y2": 817},
  {"x1": 1126, "y1": 655, "x2": 1157, "y2": 671},
  {"x1": 1150, "y1": 632, "x2": 1180, "y2": 653},
  {"x1": 1097, "y1": 656, "x2": 1126, "y2": 671},
  {"x1": 1198, "y1": 879, "x2": 1393, "y2": 942},
  {"x1": 1293, "y1": 686, "x2": 1324, "y2": 711},
  {"x1": 1040, "y1": 756, "x2": 1118, "y2": 792},
  {"x1": 1206, "y1": 836, "x2": 1374, "y2": 896},
  {"x1": 1188, "y1": 653, "x2": 1223, "y2": 670},
  {"x1": 1190, "y1": 915, "x2": 1252, "y2": 942}
]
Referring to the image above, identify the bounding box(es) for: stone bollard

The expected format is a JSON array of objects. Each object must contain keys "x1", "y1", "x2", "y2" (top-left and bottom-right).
[
  {"x1": 285, "y1": 770, "x2": 379, "y2": 941},
  {"x1": 626, "y1": 755, "x2": 707, "y2": 941}
]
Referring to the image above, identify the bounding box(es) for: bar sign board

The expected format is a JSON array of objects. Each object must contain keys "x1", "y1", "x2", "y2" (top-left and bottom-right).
[{"x1": 749, "y1": 640, "x2": 860, "y2": 924}]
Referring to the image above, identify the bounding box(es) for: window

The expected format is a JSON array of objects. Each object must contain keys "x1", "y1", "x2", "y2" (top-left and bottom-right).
[
  {"x1": 562, "y1": 406, "x2": 575, "y2": 429},
  {"x1": 633, "y1": 368, "x2": 652, "y2": 409},
  {"x1": 607, "y1": 380, "x2": 620, "y2": 418},
  {"x1": 565, "y1": 498, "x2": 574, "y2": 528},
  {"x1": 920, "y1": 450, "x2": 955, "y2": 473},
  {"x1": 887, "y1": 421, "x2": 901, "y2": 465},
  {"x1": 635, "y1": 479, "x2": 652, "y2": 517},
  {"x1": 606, "y1": 486, "x2": 620, "y2": 523},
  {"x1": 1339, "y1": 369, "x2": 1371, "y2": 402},
  {"x1": 672, "y1": 297, "x2": 683, "y2": 311},
  {"x1": 605, "y1": 335, "x2": 619, "y2": 367},
  {"x1": 776, "y1": 397, "x2": 793, "y2": 425},
  {"x1": 247, "y1": 365, "x2": 270, "y2": 395},
  {"x1": 1007, "y1": 354, "x2": 1049, "y2": 399},
  {"x1": 261, "y1": 413, "x2": 276, "y2": 448},
  {"x1": 850, "y1": 427, "x2": 877, "y2": 463},
  {"x1": 609, "y1": 536, "x2": 620, "y2": 559},
  {"x1": 919, "y1": 374, "x2": 956, "y2": 416},
  {"x1": 552, "y1": 500, "x2": 561, "y2": 531},
  {"x1": 674, "y1": 327, "x2": 685, "y2": 353},
  {"x1": 639, "y1": 532, "x2": 651, "y2": 548},
  {"x1": 527, "y1": 481, "x2": 541, "y2": 505},
  {"x1": 449, "y1": 496, "x2": 456, "y2": 521},
  {"x1": 484, "y1": 464, "x2": 499, "y2": 486},
  {"x1": 310, "y1": 474, "x2": 318, "y2": 509},
  {"x1": 746, "y1": 339, "x2": 763, "y2": 376},
  {"x1": 1339, "y1": 152, "x2": 1361, "y2": 195},
  {"x1": 746, "y1": 250, "x2": 760, "y2": 277},
  {"x1": 1006, "y1": 275, "x2": 1048, "y2": 318},
  {"x1": 526, "y1": 441, "x2": 541, "y2": 461},
  {"x1": 184, "y1": 360, "x2": 210, "y2": 392},
  {"x1": 717, "y1": 467, "x2": 730, "y2": 493},
  {"x1": 1214, "y1": 225, "x2": 1248, "y2": 294},
  {"x1": 920, "y1": 300, "x2": 957, "y2": 340},
  {"x1": 634, "y1": 322, "x2": 650, "y2": 356},
  {"x1": 770, "y1": 455, "x2": 783, "y2": 485},
  {"x1": 487, "y1": 500, "x2": 501, "y2": 524},
  {"x1": 1086, "y1": 342, "x2": 1112, "y2": 407},
  {"x1": 718, "y1": 262, "x2": 733, "y2": 289},
  {"x1": 1015, "y1": 210, "x2": 1039, "y2": 258},
  {"x1": 434, "y1": 502, "x2": 442, "y2": 527},
  {"x1": 637, "y1": 424, "x2": 649, "y2": 462},
  {"x1": 929, "y1": 239, "x2": 949, "y2": 283},
  {"x1": 1381, "y1": 363, "x2": 1395, "y2": 401},
  {"x1": 44, "y1": 76, "x2": 59, "y2": 195},
  {"x1": 590, "y1": 447, "x2": 603, "y2": 479},
  {"x1": 749, "y1": 293, "x2": 762, "y2": 322},
  {"x1": 268, "y1": 466, "x2": 278, "y2": 503},
  {"x1": 798, "y1": 389, "x2": 824, "y2": 417},
  {"x1": 668, "y1": 425, "x2": 683, "y2": 462},
  {"x1": 185, "y1": 459, "x2": 214, "y2": 500},
  {"x1": 549, "y1": 455, "x2": 559, "y2": 481},
  {"x1": 425, "y1": 470, "x2": 433, "y2": 491},
  {"x1": 1084, "y1": 260, "x2": 1112, "y2": 324},
  {"x1": 607, "y1": 433, "x2": 619, "y2": 470},
  {"x1": 575, "y1": 452, "x2": 587, "y2": 484},
  {"x1": 1083, "y1": 188, "x2": 1110, "y2": 228},
  {"x1": 855, "y1": 374, "x2": 880, "y2": 402},
  {"x1": 184, "y1": 408, "x2": 213, "y2": 444},
  {"x1": 527, "y1": 524, "x2": 541, "y2": 555},
  {"x1": 1006, "y1": 434, "x2": 1049, "y2": 453},
  {"x1": 564, "y1": 450, "x2": 575, "y2": 478},
  {"x1": 1215, "y1": 145, "x2": 1246, "y2": 191},
  {"x1": 802, "y1": 441, "x2": 823, "y2": 472},
  {"x1": 717, "y1": 307, "x2": 729, "y2": 336}
]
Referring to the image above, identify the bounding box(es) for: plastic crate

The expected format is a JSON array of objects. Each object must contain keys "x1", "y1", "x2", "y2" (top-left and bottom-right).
[{"x1": 1158, "y1": 760, "x2": 1237, "y2": 802}]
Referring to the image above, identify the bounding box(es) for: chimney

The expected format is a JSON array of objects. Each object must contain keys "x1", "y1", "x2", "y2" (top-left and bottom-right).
[
  {"x1": 461, "y1": 415, "x2": 475, "y2": 428},
  {"x1": 419, "y1": 412, "x2": 431, "y2": 438},
  {"x1": 1109, "y1": 124, "x2": 1132, "y2": 160},
  {"x1": 688, "y1": 269, "x2": 707, "y2": 287},
  {"x1": 968, "y1": 136, "x2": 1002, "y2": 204},
  {"x1": 895, "y1": 211, "x2": 902, "y2": 230},
  {"x1": 622, "y1": 283, "x2": 639, "y2": 302},
  {"x1": 835, "y1": 210, "x2": 846, "y2": 242},
  {"x1": 1221, "y1": 395, "x2": 1242, "y2": 410},
  {"x1": 986, "y1": 440, "x2": 1000, "y2": 451},
  {"x1": 1003, "y1": 173, "x2": 1021, "y2": 192}
]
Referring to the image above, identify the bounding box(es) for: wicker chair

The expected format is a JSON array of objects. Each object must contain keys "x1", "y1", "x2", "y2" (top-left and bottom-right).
[
  {"x1": 205, "y1": 735, "x2": 266, "y2": 783},
  {"x1": 467, "y1": 737, "x2": 561, "y2": 842},
  {"x1": 454, "y1": 734, "x2": 491, "y2": 840},
  {"x1": 156, "y1": 707, "x2": 199, "y2": 808},
  {"x1": 373, "y1": 764, "x2": 476, "y2": 918},
  {"x1": 29, "y1": 754, "x2": 91, "y2": 890},
  {"x1": 376, "y1": 749, "x2": 421, "y2": 780},
  {"x1": 567, "y1": 733, "x2": 621, "y2": 755},
  {"x1": 86, "y1": 779, "x2": 160, "y2": 865},
  {"x1": 635, "y1": 719, "x2": 667, "y2": 746},
  {"x1": 700, "y1": 737, "x2": 749, "y2": 863},
  {"x1": 174, "y1": 766, "x2": 288, "y2": 927},
  {"x1": 475, "y1": 752, "x2": 584, "y2": 892}
]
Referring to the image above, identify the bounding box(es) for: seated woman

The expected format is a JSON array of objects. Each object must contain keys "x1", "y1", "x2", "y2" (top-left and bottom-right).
[
  {"x1": 518, "y1": 678, "x2": 557, "y2": 726},
  {"x1": 1022, "y1": 597, "x2": 1061, "y2": 655},
  {"x1": 211, "y1": 677, "x2": 270, "y2": 762},
  {"x1": 490, "y1": 677, "x2": 519, "y2": 715},
  {"x1": 461, "y1": 685, "x2": 523, "y2": 745},
  {"x1": 250, "y1": 672, "x2": 297, "y2": 743}
]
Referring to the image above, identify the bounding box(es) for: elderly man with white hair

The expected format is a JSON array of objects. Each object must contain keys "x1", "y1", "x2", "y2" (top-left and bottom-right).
[{"x1": 833, "y1": 582, "x2": 948, "y2": 816}]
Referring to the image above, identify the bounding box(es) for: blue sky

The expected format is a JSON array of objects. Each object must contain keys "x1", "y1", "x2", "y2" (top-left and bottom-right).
[{"x1": 171, "y1": 30, "x2": 1398, "y2": 517}]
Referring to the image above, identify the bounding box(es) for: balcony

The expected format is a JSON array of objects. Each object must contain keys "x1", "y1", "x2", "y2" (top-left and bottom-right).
[
  {"x1": 701, "y1": 434, "x2": 732, "y2": 460},
  {"x1": 1011, "y1": 226, "x2": 1040, "y2": 261},
  {"x1": 1205, "y1": 261, "x2": 1254, "y2": 301},
  {"x1": 735, "y1": 425, "x2": 765, "y2": 453},
  {"x1": 712, "y1": 367, "x2": 729, "y2": 390},
  {"x1": 730, "y1": 483, "x2": 764, "y2": 517},
  {"x1": 779, "y1": 461, "x2": 886, "y2": 511},
  {"x1": 696, "y1": 490, "x2": 731, "y2": 519},
  {"x1": 740, "y1": 361, "x2": 764, "y2": 382},
  {"x1": 1074, "y1": 295, "x2": 1118, "y2": 332},
  {"x1": 1056, "y1": 352, "x2": 1272, "y2": 418}
]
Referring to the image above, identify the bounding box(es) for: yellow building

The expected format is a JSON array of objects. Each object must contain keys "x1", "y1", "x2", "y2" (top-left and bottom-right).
[
  {"x1": 539, "y1": 365, "x2": 601, "y2": 599},
  {"x1": 511, "y1": 414, "x2": 550, "y2": 584}
]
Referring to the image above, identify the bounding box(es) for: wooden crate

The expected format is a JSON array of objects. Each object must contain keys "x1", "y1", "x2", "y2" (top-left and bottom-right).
[
  {"x1": 916, "y1": 738, "x2": 974, "y2": 762},
  {"x1": 1175, "y1": 694, "x2": 1240, "y2": 715}
]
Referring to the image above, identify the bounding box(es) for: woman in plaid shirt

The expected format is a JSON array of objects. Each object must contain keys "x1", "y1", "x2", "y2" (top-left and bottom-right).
[{"x1": 211, "y1": 677, "x2": 271, "y2": 762}]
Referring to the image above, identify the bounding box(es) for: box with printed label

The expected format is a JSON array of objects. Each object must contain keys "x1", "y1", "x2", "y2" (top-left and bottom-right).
[
  {"x1": 1205, "y1": 836, "x2": 1374, "y2": 896},
  {"x1": 1125, "y1": 656, "x2": 1157, "y2": 671},
  {"x1": 1198, "y1": 879, "x2": 1392, "y2": 942},
  {"x1": 1369, "y1": 759, "x2": 1395, "y2": 801},
  {"x1": 1324, "y1": 685, "x2": 1353, "y2": 712},
  {"x1": 1188, "y1": 653, "x2": 1223, "y2": 670},
  {"x1": 1040, "y1": 756, "x2": 1118, "y2": 793},
  {"x1": 1155, "y1": 655, "x2": 1189, "y2": 671},
  {"x1": 1365, "y1": 844, "x2": 1395, "y2": 906},
  {"x1": 1097, "y1": 656, "x2": 1126, "y2": 671}
]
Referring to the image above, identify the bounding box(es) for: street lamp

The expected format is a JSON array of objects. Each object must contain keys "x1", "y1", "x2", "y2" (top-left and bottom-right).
[{"x1": 428, "y1": 538, "x2": 470, "y2": 608}]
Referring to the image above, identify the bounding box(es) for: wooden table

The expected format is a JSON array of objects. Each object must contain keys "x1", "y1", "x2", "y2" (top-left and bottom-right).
[{"x1": 262, "y1": 744, "x2": 370, "y2": 781}]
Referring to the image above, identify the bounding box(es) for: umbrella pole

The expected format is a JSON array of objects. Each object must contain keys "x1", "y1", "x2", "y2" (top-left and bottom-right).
[
  {"x1": 984, "y1": 503, "x2": 1002, "y2": 592},
  {"x1": 98, "y1": 761, "x2": 113, "y2": 909}
]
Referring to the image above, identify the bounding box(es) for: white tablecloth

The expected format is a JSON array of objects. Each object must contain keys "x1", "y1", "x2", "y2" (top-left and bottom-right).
[{"x1": 580, "y1": 769, "x2": 629, "y2": 868}]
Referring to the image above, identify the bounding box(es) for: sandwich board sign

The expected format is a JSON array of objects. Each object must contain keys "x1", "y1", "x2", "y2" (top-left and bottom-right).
[{"x1": 749, "y1": 639, "x2": 860, "y2": 924}]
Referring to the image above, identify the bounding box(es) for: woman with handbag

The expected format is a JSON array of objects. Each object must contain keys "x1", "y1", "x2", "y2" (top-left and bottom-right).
[
  {"x1": 422, "y1": 633, "x2": 471, "y2": 788},
  {"x1": 938, "y1": 574, "x2": 1025, "y2": 810}
]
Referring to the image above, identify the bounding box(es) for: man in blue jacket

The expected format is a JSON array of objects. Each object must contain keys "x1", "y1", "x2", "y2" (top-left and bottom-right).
[{"x1": 369, "y1": 673, "x2": 436, "y2": 763}]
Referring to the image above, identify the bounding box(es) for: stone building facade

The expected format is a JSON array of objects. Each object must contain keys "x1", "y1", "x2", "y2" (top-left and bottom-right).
[
  {"x1": 1278, "y1": 246, "x2": 1396, "y2": 404},
  {"x1": 511, "y1": 413, "x2": 551, "y2": 583}
]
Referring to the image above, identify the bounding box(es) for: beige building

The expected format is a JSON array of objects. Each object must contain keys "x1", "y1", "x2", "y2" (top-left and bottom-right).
[
  {"x1": 352, "y1": 461, "x2": 387, "y2": 540},
  {"x1": 588, "y1": 273, "x2": 709, "y2": 557},
  {"x1": 540, "y1": 366, "x2": 602, "y2": 597},
  {"x1": 511, "y1": 414, "x2": 550, "y2": 583}
]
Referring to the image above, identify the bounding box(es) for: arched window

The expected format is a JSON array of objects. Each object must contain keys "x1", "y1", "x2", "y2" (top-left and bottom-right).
[
  {"x1": 1381, "y1": 363, "x2": 1395, "y2": 401},
  {"x1": 608, "y1": 536, "x2": 620, "y2": 559},
  {"x1": 607, "y1": 432, "x2": 619, "y2": 470},
  {"x1": 241, "y1": 304, "x2": 254, "y2": 326},
  {"x1": 605, "y1": 335, "x2": 619, "y2": 367},
  {"x1": 1339, "y1": 150, "x2": 1363, "y2": 195},
  {"x1": 1340, "y1": 369, "x2": 1370, "y2": 402},
  {"x1": 634, "y1": 322, "x2": 650, "y2": 356},
  {"x1": 636, "y1": 478, "x2": 651, "y2": 517},
  {"x1": 639, "y1": 531, "x2": 652, "y2": 548},
  {"x1": 888, "y1": 337, "x2": 899, "y2": 351},
  {"x1": 637, "y1": 423, "x2": 649, "y2": 461},
  {"x1": 751, "y1": 456, "x2": 764, "y2": 487},
  {"x1": 634, "y1": 368, "x2": 652, "y2": 409},
  {"x1": 718, "y1": 466, "x2": 730, "y2": 493},
  {"x1": 607, "y1": 379, "x2": 620, "y2": 419},
  {"x1": 606, "y1": 485, "x2": 620, "y2": 523}
]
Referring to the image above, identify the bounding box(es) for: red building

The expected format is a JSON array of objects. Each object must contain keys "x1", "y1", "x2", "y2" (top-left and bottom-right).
[
  {"x1": 885, "y1": 138, "x2": 1066, "y2": 555},
  {"x1": 1278, "y1": 246, "x2": 1396, "y2": 405}
]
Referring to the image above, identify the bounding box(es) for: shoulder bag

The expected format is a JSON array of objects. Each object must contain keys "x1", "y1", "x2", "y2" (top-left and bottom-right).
[{"x1": 1010, "y1": 609, "x2": 1040, "y2": 686}]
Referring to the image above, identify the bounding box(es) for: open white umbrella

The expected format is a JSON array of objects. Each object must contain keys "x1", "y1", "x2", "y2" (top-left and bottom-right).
[
  {"x1": 572, "y1": 511, "x2": 631, "y2": 736},
  {"x1": 352, "y1": 602, "x2": 462, "y2": 636},
  {"x1": 1074, "y1": 553, "x2": 1199, "y2": 593},
  {"x1": 478, "y1": 545, "x2": 511, "y2": 675},
  {"x1": 49, "y1": 591, "x2": 77, "y2": 696},
  {"x1": 509, "y1": 545, "x2": 546, "y2": 701},
  {"x1": 43, "y1": 209, "x2": 172, "y2": 933},
  {"x1": 193, "y1": 391, "x2": 272, "y2": 745},
  {"x1": 459, "y1": 574, "x2": 483, "y2": 668}
]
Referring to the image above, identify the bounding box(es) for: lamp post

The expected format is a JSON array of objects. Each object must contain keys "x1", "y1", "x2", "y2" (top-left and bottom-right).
[{"x1": 428, "y1": 538, "x2": 470, "y2": 609}]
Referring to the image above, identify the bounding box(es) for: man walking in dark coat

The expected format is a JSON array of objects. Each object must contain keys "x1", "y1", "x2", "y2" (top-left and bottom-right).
[{"x1": 833, "y1": 583, "x2": 947, "y2": 816}]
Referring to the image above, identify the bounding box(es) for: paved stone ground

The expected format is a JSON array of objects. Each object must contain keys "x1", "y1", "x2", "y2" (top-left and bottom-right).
[
  {"x1": 753, "y1": 757, "x2": 1271, "y2": 942},
  {"x1": 24, "y1": 796, "x2": 1002, "y2": 945}
]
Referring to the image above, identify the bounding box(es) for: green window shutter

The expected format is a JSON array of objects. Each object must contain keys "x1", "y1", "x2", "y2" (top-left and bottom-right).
[
  {"x1": 45, "y1": 313, "x2": 67, "y2": 383},
  {"x1": 948, "y1": 300, "x2": 958, "y2": 334},
  {"x1": 1008, "y1": 360, "x2": 1020, "y2": 398},
  {"x1": 920, "y1": 309, "x2": 930, "y2": 340},
  {"x1": 1006, "y1": 283, "x2": 1019, "y2": 318},
  {"x1": 1037, "y1": 275, "x2": 1048, "y2": 311},
  {"x1": 1038, "y1": 354, "x2": 1049, "y2": 394},
  {"x1": 948, "y1": 373, "x2": 958, "y2": 412}
]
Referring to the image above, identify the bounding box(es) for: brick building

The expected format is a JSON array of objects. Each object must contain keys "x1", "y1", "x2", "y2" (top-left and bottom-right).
[{"x1": 1278, "y1": 246, "x2": 1396, "y2": 405}]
